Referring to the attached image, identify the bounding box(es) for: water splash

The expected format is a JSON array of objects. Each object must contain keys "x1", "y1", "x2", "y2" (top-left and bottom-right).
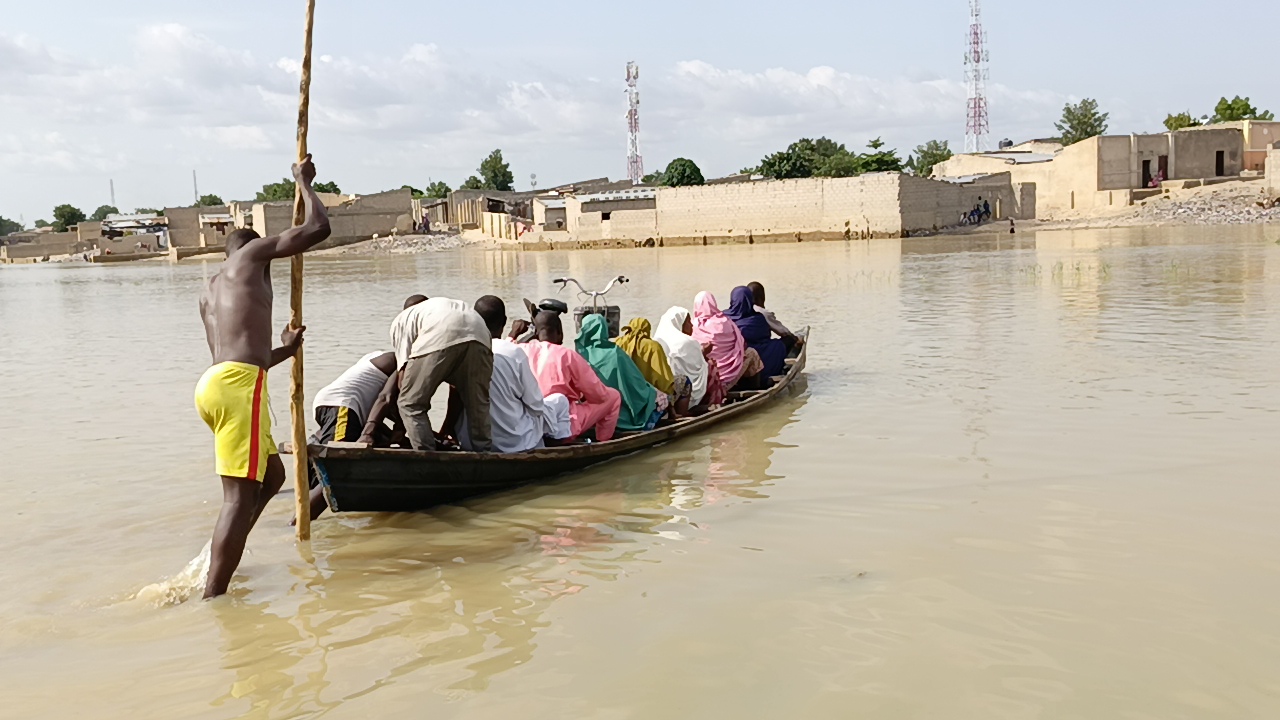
[{"x1": 134, "y1": 541, "x2": 211, "y2": 607}]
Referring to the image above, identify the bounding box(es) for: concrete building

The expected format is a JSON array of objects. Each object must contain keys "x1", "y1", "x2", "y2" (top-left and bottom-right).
[
  {"x1": 933, "y1": 128, "x2": 1246, "y2": 218},
  {"x1": 509, "y1": 173, "x2": 1026, "y2": 248},
  {"x1": 1191, "y1": 120, "x2": 1280, "y2": 173},
  {"x1": 230, "y1": 188, "x2": 414, "y2": 249}
]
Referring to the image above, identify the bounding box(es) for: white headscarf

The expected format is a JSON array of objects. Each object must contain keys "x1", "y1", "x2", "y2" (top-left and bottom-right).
[{"x1": 655, "y1": 306, "x2": 708, "y2": 405}]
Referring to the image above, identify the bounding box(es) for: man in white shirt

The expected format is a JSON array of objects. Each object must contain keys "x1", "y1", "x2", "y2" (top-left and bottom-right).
[
  {"x1": 389, "y1": 294, "x2": 493, "y2": 451},
  {"x1": 451, "y1": 296, "x2": 570, "y2": 453}
]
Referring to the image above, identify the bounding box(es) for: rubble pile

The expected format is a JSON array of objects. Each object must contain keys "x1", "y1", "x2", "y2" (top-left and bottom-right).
[
  {"x1": 1133, "y1": 185, "x2": 1280, "y2": 226},
  {"x1": 318, "y1": 232, "x2": 471, "y2": 255}
]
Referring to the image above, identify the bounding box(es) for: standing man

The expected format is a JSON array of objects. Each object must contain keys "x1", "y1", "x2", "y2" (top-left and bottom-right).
[
  {"x1": 389, "y1": 295, "x2": 494, "y2": 452},
  {"x1": 194, "y1": 155, "x2": 331, "y2": 599}
]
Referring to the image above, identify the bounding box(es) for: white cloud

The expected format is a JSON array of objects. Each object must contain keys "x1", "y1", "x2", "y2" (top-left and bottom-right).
[{"x1": 0, "y1": 25, "x2": 1075, "y2": 222}]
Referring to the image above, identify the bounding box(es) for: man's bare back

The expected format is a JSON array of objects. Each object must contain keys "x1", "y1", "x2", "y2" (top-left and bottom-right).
[{"x1": 201, "y1": 257, "x2": 276, "y2": 368}]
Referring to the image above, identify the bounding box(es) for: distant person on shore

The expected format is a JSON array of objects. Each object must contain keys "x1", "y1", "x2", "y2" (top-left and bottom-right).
[
  {"x1": 301, "y1": 350, "x2": 399, "y2": 521},
  {"x1": 521, "y1": 312, "x2": 621, "y2": 442},
  {"x1": 193, "y1": 154, "x2": 330, "y2": 599},
  {"x1": 389, "y1": 294, "x2": 494, "y2": 452},
  {"x1": 445, "y1": 296, "x2": 572, "y2": 453},
  {"x1": 981, "y1": 197, "x2": 991, "y2": 220},
  {"x1": 577, "y1": 314, "x2": 659, "y2": 431}
]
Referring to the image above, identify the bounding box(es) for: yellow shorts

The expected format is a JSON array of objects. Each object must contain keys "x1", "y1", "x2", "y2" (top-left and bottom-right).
[{"x1": 194, "y1": 361, "x2": 278, "y2": 481}]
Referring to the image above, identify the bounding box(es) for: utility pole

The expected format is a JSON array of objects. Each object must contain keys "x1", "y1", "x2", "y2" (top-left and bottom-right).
[
  {"x1": 193, "y1": 170, "x2": 200, "y2": 205},
  {"x1": 110, "y1": 179, "x2": 116, "y2": 208},
  {"x1": 964, "y1": 0, "x2": 991, "y2": 153}
]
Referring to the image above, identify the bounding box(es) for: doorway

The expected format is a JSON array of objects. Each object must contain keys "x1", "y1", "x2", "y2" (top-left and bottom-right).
[
  {"x1": 1141, "y1": 159, "x2": 1152, "y2": 188},
  {"x1": 1158, "y1": 154, "x2": 1169, "y2": 182},
  {"x1": 1215, "y1": 151, "x2": 1226, "y2": 176}
]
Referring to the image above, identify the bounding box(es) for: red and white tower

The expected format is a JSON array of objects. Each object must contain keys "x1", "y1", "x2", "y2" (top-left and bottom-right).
[
  {"x1": 964, "y1": 0, "x2": 991, "y2": 153},
  {"x1": 626, "y1": 61, "x2": 644, "y2": 185}
]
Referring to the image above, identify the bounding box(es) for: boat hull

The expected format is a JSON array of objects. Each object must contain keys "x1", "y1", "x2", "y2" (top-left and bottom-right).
[{"x1": 311, "y1": 329, "x2": 809, "y2": 513}]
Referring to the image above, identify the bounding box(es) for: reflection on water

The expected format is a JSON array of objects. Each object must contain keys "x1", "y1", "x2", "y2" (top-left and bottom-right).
[
  {"x1": 2, "y1": 226, "x2": 1280, "y2": 718},
  {"x1": 195, "y1": 394, "x2": 804, "y2": 717}
]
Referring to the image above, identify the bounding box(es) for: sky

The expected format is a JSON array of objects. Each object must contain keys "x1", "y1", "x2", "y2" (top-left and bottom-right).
[{"x1": 2, "y1": 0, "x2": 1276, "y2": 225}]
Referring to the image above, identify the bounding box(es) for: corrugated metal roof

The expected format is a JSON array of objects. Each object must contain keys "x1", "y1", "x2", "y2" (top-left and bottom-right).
[
  {"x1": 977, "y1": 152, "x2": 1056, "y2": 164},
  {"x1": 578, "y1": 187, "x2": 657, "y2": 203}
]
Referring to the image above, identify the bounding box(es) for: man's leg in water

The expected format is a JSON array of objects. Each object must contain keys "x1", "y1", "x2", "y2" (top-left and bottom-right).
[
  {"x1": 252, "y1": 454, "x2": 286, "y2": 526},
  {"x1": 204, "y1": 476, "x2": 261, "y2": 599},
  {"x1": 205, "y1": 457, "x2": 285, "y2": 598}
]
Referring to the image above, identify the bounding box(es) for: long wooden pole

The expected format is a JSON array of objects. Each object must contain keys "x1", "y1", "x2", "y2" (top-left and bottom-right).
[{"x1": 290, "y1": 0, "x2": 316, "y2": 541}]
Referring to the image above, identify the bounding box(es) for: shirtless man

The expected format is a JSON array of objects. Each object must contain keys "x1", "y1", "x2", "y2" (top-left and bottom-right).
[{"x1": 194, "y1": 155, "x2": 331, "y2": 599}]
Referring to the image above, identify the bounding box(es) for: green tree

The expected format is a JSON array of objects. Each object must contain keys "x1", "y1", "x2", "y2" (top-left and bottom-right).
[
  {"x1": 1209, "y1": 96, "x2": 1274, "y2": 123},
  {"x1": 90, "y1": 205, "x2": 120, "y2": 221},
  {"x1": 134, "y1": 208, "x2": 161, "y2": 215},
  {"x1": 256, "y1": 179, "x2": 338, "y2": 201},
  {"x1": 196, "y1": 194, "x2": 224, "y2": 207},
  {"x1": 400, "y1": 185, "x2": 424, "y2": 198},
  {"x1": 759, "y1": 137, "x2": 850, "y2": 179},
  {"x1": 661, "y1": 158, "x2": 705, "y2": 187},
  {"x1": 460, "y1": 175, "x2": 484, "y2": 190},
  {"x1": 34, "y1": 219, "x2": 49, "y2": 228},
  {"x1": 905, "y1": 139, "x2": 953, "y2": 177},
  {"x1": 0, "y1": 216, "x2": 22, "y2": 236},
  {"x1": 641, "y1": 170, "x2": 665, "y2": 184},
  {"x1": 856, "y1": 138, "x2": 904, "y2": 173},
  {"x1": 51, "y1": 204, "x2": 87, "y2": 232},
  {"x1": 478, "y1": 149, "x2": 514, "y2": 191},
  {"x1": 256, "y1": 179, "x2": 295, "y2": 202},
  {"x1": 1163, "y1": 111, "x2": 1203, "y2": 132},
  {"x1": 1055, "y1": 98, "x2": 1109, "y2": 146},
  {"x1": 814, "y1": 151, "x2": 861, "y2": 178},
  {"x1": 425, "y1": 181, "x2": 452, "y2": 199}
]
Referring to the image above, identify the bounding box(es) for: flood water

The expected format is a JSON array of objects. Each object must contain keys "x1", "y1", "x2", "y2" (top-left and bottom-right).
[{"x1": 2, "y1": 226, "x2": 1280, "y2": 719}]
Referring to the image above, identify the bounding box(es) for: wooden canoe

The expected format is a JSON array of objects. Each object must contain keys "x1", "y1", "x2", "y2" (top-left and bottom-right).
[{"x1": 309, "y1": 329, "x2": 809, "y2": 513}]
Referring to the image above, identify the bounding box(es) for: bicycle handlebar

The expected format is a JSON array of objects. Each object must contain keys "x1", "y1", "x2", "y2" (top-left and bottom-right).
[{"x1": 552, "y1": 276, "x2": 629, "y2": 310}]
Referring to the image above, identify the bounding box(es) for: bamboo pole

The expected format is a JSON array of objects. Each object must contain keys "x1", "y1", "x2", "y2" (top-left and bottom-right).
[{"x1": 290, "y1": 0, "x2": 317, "y2": 541}]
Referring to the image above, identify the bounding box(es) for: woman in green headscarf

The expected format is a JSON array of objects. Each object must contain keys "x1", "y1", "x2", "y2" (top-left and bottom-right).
[{"x1": 575, "y1": 314, "x2": 658, "y2": 432}]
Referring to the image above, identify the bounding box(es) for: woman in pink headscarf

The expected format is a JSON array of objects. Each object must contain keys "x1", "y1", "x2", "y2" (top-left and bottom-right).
[{"x1": 692, "y1": 291, "x2": 764, "y2": 391}]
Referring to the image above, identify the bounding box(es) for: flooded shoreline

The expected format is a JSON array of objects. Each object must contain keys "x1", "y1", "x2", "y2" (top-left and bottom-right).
[{"x1": 2, "y1": 225, "x2": 1278, "y2": 718}]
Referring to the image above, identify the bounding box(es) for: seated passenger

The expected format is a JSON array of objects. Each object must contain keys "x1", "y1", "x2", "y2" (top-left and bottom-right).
[
  {"x1": 746, "y1": 281, "x2": 801, "y2": 348},
  {"x1": 576, "y1": 314, "x2": 659, "y2": 432},
  {"x1": 618, "y1": 317, "x2": 695, "y2": 418},
  {"x1": 726, "y1": 285, "x2": 792, "y2": 381},
  {"x1": 389, "y1": 294, "x2": 494, "y2": 452},
  {"x1": 302, "y1": 350, "x2": 399, "y2": 521},
  {"x1": 521, "y1": 312, "x2": 622, "y2": 442},
  {"x1": 655, "y1": 306, "x2": 719, "y2": 411},
  {"x1": 692, "y1": 291, "x2": 764, "y2": 391},
  {"x1": 451, "y1": 296, "x2": 571, "y2": 454}
]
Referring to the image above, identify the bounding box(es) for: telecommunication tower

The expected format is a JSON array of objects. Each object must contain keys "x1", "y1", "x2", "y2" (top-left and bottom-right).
[
  {"x1": 964, "y1": 0, "x2": 991, "y2": 153},
  {"x1": 626, "y1": 62, "x2": 644, "y2": 185}
]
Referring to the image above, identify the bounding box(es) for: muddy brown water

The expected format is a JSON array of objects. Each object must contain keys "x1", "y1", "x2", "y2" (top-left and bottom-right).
[{"x1": 2, "y1": 226, "x2": 1279, "y2": 718}]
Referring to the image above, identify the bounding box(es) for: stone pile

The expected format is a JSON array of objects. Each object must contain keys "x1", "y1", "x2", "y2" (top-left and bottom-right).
[
  {"x1": 1133, "y1": 186, "x2": 1280, "y2": 226},
  {"x1": 318, "y1": 233, "x2": 470, "y2": 255}
]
